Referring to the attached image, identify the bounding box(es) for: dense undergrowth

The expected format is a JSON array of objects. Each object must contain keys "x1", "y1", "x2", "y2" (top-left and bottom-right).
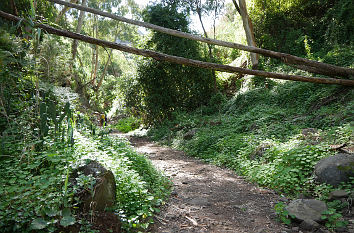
[
  {"x1": 1, "y1": 125, "x2": 170, "y2": 232},
  {"x1": 147, "y1": 80, "x2": 354, "y2": 197},
  {"x1": 0, "y1": 31, "x2": 170, "y2": 232},
  {"x1": 146, "y1": 77, "x2": 354, "y2": 230}
]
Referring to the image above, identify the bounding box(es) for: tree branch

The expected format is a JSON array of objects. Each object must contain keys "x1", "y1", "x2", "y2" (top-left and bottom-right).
[
  {"x1": 47, "y1": 0, "x2": 354, "y2": 78},
  {"x1": 1, "y1": 10, "x2": 353, "y2": 86}
]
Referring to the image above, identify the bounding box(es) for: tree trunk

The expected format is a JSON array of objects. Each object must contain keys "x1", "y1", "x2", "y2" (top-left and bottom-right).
[
  {"x1": 2, "y1": 11, "x2": 353, "y2": 85},
  {"x1": 95, "y1": 49, "x2": 112, "y2": 92},
  {"x1": 10, "y1": 0, "x2": 18, "y2": 15},
  {"x1": 90, "y1": 16, "x2": 99, "y2": 86},
  {"x1": 47, "y1": 0, "x2": 354, "y2": 78},
  {"x1": 72, "y1": 0, "x2": 87, "y2": 61},
  {"x1": 2, "y1": 17, "x2": 349, "y2": 85},
  {"x1": 90, "y1": 46, "x2": 99, "y2": 86},
  {"x1": 233, "y1": 0, "x2": 259, "y2": 68},
  {"x1": 196, "y1": 6, "x2": 213, "y2": 59},
  {"x1": 55, "y1": 0, "x2": 79, "y2": 23},
  {"x1": 196, "y1": 7, "x2": 217, "y2": 91},
  {"x1": 95, "y1": 32, "x2": 120, "y2": 92}
]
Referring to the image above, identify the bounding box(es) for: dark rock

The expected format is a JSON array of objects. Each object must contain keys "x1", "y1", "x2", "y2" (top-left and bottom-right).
[
  {"x1": 335, "y1": 227, "x2": 347, "y2": 232},
  {"x1": 70, "y1": 160, "x2": 116, "y2": 211},
  {"x1": 183, "y1": 129, "x2": 197, "y2": 140},
  {"x1": 328, "y1": 190, "x2": 349, "y2": 200},
  {"x1": 314, "y1": 153, "x2": 354, "y2": 187},
  {"x1": 300, "y1": 219, "x2": 320, "y2": 231},
  {"x1": 285, "y1": 199, "x2": 327, "y2": 222}
]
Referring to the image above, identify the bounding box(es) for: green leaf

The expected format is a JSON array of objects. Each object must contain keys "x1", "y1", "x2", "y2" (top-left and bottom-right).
[
  {"x1": 61, "y1": 207, "x2": 71, "y2": 217},
  {"x1": 60, "y1": 215, "x2": 76, "y2": 227},
  {"x1": 31, "y1": 218, "x2": 48, "y2": 230},
  {"x1": 45, "y1": 208, "x2": 58, "y2": 217}
]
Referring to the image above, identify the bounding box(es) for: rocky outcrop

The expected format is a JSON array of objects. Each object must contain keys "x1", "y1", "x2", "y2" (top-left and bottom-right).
[
  {"x1": 314, "y1": 153, "x2": 354, "y2": 187},
  {"x1": 285, "y1": 199, "x2": 327, "y2": 222},
  {"x1": 70, "y1": 160, "x2": 116, "y2": 211}
]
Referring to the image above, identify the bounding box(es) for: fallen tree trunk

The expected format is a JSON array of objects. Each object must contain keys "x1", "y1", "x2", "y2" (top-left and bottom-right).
[
  {"x1": 48, "y1": 0, "x2": 354, "y2": 78},
  {"x1": 1, "y1": 11, "x2": 353, "y2": 86}
]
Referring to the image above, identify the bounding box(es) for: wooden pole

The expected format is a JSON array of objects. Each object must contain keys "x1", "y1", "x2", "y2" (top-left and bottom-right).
[
  {"x1": 48, "y1": 0, "x2": 354, "y2": 78},
  {"x1": 1, "y1": 11, "x2": 353, "y2": 86}
]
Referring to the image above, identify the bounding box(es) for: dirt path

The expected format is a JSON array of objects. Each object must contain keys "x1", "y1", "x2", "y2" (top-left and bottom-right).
[{"x1": 126, "y1": 136, "x2": 289, "y2": 233}]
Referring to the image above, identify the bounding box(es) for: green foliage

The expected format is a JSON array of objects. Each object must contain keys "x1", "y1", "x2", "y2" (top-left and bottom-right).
[
  {"x1": 274, "y1": 202, "x2": 293, "y2": 225},
  {"x1": 249, "y1": 0, "x2": 354, "y2": 56},
  {"x1": 0, "y1": 30, "x2": 32, "y2": 134},
  {"x1": 126, "y1": 3, "x2": 215, "y2": 125},
  {"x1": 0, "y1": 142, "x2": 75, "y2": 232},
  {"x1": 321, "y1": 202, "x2": 349, "y2": 230},
  {"x1": 0, "y1": 0, "x2": 57, "y2": 20},
  {"x1": 148, "y1": 81, "x2": 354, "y2": 197},
  {"x1": 112, "y1": 117, "x2": 141, "y2": 133},
  {"x1": 0, "y1": 29, "x2": 170, "y2": 232},
  {"x1": 75, "y1": 133, "x2": 171, "y2": 231},
  {"x1": 200, "y1": 92, "x2": 227, "y2": 115}
]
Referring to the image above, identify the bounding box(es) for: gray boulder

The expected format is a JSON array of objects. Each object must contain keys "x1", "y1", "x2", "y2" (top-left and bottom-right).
[
  {"x1": 285, "y1": 199, "x2": 327, "y2": 222},
  {"x1": 314, "y1": 153, "x2": 354, "y2": 187},
  {"x1": 328, "y1": 190, "x2": 349, "y2": 200},
  {"x1": 71, "y1": 160, "x2": 116, "y2": 211}
]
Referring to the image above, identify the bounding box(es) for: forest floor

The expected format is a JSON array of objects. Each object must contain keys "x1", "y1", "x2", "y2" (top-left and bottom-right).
[{"x1": 123, "y1": 134, "x2": 291, "y2": 233}]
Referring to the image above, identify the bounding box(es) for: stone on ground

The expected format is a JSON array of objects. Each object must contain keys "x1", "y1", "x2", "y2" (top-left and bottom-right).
[
  {"x1": 70, "y1": 160, "x2": 116, "y2": 211},
  {"x1": 299, "y1": 219, "x2": 320, "y2": 231},
  {"x1": 328, "y1": 190, "x2": 350, "y2": 200},
  {"x1": 314, "y1": 153, "x2": 354, "y2": 187},
  {"x1": 285, "y1": 199, "x2": 327, "y2": 222}
]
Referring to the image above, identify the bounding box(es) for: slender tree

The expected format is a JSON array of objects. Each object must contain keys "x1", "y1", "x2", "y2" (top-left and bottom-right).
[
  {"x1": 72, "y1": 0, "x2": 87, "y2": 61},
  {"x1": 232, "y1": 0, "x2": 259, "y2": 68}
]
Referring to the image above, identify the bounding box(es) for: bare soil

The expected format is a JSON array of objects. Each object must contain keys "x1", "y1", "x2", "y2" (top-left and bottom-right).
[{"x1": 128, "y1": 136, "x2": 289, "y2": 233}]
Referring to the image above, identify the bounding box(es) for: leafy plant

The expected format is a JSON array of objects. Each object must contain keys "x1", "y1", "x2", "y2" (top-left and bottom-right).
[
  {"x1": 113, "y1": 117, "x2": 141, "y2": 133},
  {"x1": 321, "y1": 206, "x2": 348, "y2": 230},
  {"x1": 128, "y1": 3, "x2": 215, "y2": 125},
  {"x1": 274, "y1": 202, "x2": 293, "y2": 225}
]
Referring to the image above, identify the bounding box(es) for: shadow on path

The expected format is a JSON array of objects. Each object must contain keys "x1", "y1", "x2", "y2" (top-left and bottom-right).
[{"x1": 129, "y1": 136, "x2": 287, "y2": 233}]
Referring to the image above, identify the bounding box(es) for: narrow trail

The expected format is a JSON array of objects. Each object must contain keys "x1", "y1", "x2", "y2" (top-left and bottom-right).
[{"x1": 127, "y1": 136, "x2": 289, "y2": 233}]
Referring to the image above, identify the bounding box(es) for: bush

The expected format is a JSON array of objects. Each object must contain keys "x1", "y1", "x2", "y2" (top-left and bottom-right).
[
  {"x1": 129, "y1": 3, "x2": 215, "y2": 125},
  {"x1": 148, "y1": 80, "x2": 354, "y2": 197},
  {"x1": 249, "y1": 0, "x2": 354, "y2": 56},
  {"x1": 113, "y1": 117, "x2": 141, "y2": 133}
]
